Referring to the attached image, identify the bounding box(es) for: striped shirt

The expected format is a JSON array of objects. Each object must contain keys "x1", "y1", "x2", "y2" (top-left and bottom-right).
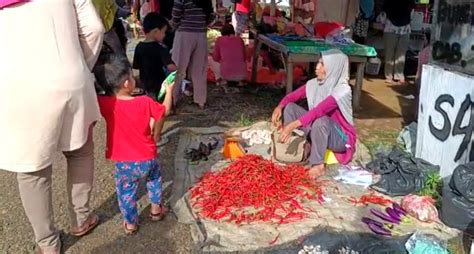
[{"x1": 171, "y1": 0, "x2": 208, "y2": 33}]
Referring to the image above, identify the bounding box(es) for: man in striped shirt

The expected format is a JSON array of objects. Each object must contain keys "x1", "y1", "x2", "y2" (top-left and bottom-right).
[{"x1": 170, "y1": 0, "x2": 213, "y2": 109}]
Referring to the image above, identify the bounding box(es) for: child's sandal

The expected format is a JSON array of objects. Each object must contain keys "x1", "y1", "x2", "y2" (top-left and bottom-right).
[
  {"x1": 149, "y1": 205, "x2": 168, "y2": 221},
  {"x1": 123, "y1": 221, "x2": 138, "y2": 235}
]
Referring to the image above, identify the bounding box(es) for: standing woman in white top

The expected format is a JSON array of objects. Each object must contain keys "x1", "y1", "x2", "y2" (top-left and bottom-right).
[
  {"x1": 382, "y1": 0, "x2": 415, "y2": 85},
  {"x1": 0, "y1": 0, "x2": 104, "y2": 253}
]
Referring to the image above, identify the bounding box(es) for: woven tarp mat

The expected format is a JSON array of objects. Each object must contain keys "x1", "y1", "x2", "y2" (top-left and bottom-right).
[{"x1": 170, "y1": 123, "x2": 461, "y2": 253}]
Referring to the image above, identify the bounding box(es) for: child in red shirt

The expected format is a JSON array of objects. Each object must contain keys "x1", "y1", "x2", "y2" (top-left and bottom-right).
[{"x1": 94, "y1": 54, "x2": 174, "y2": 234}]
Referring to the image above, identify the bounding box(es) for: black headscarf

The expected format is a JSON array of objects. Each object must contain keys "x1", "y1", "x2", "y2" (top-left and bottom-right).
[{"x1": 383, "y1": 0, "x2": 415, "y2": 27}]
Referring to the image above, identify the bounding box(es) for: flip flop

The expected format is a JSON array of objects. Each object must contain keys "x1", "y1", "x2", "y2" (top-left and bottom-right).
[
  {"x1": 397, "y1": 80, "x2": 408, "y2": 85},
  {"x1": 37, "y1": 247, "x2": 60, "y2": 254},
  {"x1": 149, "y1": 205, "x2": 168, "y2": 221},
  {"x1": 308, "y1": 167, "x2": 326, "y2": 179},
  {"x1": 123, "y1": 221, "x2": 138, "y2": 235},
  {"x1": 70, "y1": 214, "x2": 99, "y2": 237}
]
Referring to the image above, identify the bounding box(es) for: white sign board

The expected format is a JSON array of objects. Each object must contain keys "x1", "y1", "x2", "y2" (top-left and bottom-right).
[
  {"x1": 416, "y1": 65, "x2": 474, "y2": 178},
  {"x1": 432, "y1": 0, "x2": 474, "y2": 75}
]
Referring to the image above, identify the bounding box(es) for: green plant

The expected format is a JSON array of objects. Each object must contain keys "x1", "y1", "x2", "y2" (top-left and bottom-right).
[
  {"x1": 418, "y1": 173, "x2": 443, "y2": 208},
  {"x1": 238, "y1": 113, "x2": 255, "y2": 127}
]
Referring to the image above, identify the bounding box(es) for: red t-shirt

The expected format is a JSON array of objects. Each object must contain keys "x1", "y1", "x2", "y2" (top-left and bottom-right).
[
  {"x1": 236, "y1": 0, "x2": 251, "y2": 13},
  {"x1": 98, "y1": 96, "x2": 165, "y2": 162}
]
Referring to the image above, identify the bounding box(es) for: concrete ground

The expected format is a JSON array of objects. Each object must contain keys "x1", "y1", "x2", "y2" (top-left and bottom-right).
[{"x1": 0, "y1": 44, "x2": 417, "y2": 253}]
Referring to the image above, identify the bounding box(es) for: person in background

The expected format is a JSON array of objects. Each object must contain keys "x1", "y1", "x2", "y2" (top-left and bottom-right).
[
  {"x1": 414, "y1": 31, "x2": 431, "y2": 120},
  {"x1": 158, "y1": 0, "x2": 176, "y2": 51},
  {"x1": 158, "y1": 0, "x2": 173, "y2": 19},
  {"x1": 353, "y1": 0, "x2": 374, "y2": 44},
  {"x1": 210, "y1": 24, "x2": 247, "y2": 86},
  {"x1": 171, "y1": 0, "x2": 213, "y2": 110},
  {"x1": 92, "y1": 0, "x2": 130, "y2": 95},
  {"x1": 271, "y1": 50, "x2": 356, "y2": 179},
  {"x1": 93, "y1": 0, "x2": 130, "y2": 55},
  {"x1": 133, "y1": 13, "x2": 177, "y2": 100},
  {"x1": 383, "y1": 0, "x2": 415, "y2": 85},
  {"x1": 0, "y1": 0, "x2": 104, "y2": 252},
  {"x1": 95, "y1": 54, "x2": 173, "y2": 235},
  {"x1": 232, "y1": 0, "x2": 251, "y2": 36},
  {"x1": 140, "y1": 0, "x2": 151, "y2": 23},
  {"x1": 416, "y1": 31, "x2": 431, "y2": 87}
]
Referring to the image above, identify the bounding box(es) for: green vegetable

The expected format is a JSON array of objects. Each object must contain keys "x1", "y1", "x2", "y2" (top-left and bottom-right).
[
  {"x1": 207, "y1": 28, "x2": 221, "y2": 51},
  {"x1": 418, "y1": 173, "x2": 443, "y2": 208},
  {"x1": 157, "y1": 71, "x2": 177, "y2": 101}
]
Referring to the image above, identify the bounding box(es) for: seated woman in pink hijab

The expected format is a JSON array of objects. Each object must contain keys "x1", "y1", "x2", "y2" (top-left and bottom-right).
[{"x1": 272, "y1": 49, "x2": 357, "y2": 178}]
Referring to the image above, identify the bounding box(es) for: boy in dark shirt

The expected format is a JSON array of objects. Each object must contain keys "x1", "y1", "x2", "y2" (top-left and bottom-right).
[{"x1": 133, "y1": 13, "x2": 177, "y2": 100}]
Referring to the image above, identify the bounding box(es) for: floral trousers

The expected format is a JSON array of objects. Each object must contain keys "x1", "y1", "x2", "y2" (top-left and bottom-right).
[{"x1": 114, "y1": 159, "x2": 162, "y2": 224}]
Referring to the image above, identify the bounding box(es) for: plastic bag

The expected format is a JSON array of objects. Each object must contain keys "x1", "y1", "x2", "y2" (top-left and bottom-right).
[
  {"x1": 367, "y1": 147, "x2": 440, "y2": 196},
  {"x1": 397, "y1": 122, "x2": 417, "y2": 155},
  {"x1": 405, "y1": 232, "x2": 448, "y2": 254},
  {"x1": 326, "y1": 28, "x2": 353, "y2": 45},
  {"x1": 401, "y1": 195, "x2": 438, "y2": 222},
  {"x1": 157, "y1": 71, "x2": 177, "y2": 101},
  {"x1": 449, "y1": 162, "x2": 474, "y2": 202}
]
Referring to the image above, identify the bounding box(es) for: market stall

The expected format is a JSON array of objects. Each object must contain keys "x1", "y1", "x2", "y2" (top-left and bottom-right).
[
  {"x1": 169, "y1": 122, "x2": 464, "y2": 253},
  {"x1": 245, "y1": 0, "x2": 378, "y2": 109},
  {"x1": 250, "y1": 33, "x2": 377, "y2": 109}
]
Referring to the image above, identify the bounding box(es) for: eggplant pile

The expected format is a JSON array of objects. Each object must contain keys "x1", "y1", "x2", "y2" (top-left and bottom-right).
[{"x1": 362, "y1": 203, "x2": 411, "y2": 237}]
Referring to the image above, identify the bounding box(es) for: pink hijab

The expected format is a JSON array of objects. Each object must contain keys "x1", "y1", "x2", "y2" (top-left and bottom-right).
[{"x1": 0, "y1": 0, "x2": 28, "y2": 9}]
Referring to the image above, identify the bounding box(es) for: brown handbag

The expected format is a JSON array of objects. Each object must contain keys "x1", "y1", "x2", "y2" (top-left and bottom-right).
[{"x1": 271, "y1": 131, "x2": 310, "y2": 164}]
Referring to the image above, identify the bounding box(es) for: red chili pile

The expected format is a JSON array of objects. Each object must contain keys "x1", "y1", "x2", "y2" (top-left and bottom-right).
[{"x1": 191, "y1": 155, "x2": 325, "y2": 224}]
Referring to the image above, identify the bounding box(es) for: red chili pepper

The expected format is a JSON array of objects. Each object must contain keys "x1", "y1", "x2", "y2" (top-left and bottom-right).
[
  {"x1": 190, "y1": 155, "x2": 325, "y2": 224},
  {"x1": 269, "y1": 233, "x2": 280, "y2": 245},
  {"x1": 349, "y1": 193, "x2": 393, "y2": 206}
]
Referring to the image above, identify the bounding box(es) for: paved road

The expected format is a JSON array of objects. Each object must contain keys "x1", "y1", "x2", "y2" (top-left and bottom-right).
[
  {"x1": 0, "y1": 83, "x2": 282, "y2": 253},
  {"x1": 0, "y1": 120, "x2": 195, "y2": 253}
]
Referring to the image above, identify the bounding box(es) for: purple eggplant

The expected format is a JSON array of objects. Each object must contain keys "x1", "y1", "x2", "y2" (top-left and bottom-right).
[
  {"x1": 367, "y1": 222, "x2": 392, "y2": 236},
  {"x1": 385, "y1": 207, "x2": 401, "y2": 221},
  {"x1": 392, "y1": 203, "x2": 407, "y2": 216},
  {"x1": 370, "y1": 208, "x2": 400, "y2": 224},
  {"x1": 361, "y1": 217, "x2": 383, "y2": 227}
]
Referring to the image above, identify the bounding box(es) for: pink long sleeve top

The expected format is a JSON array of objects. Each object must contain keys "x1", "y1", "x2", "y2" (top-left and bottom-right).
[
  {"x1": 212, "y1": 36, "x2": 247, "y2": 81},
  {"x1": 279, "y1": 85, "x2": 357, "y2": 165}
]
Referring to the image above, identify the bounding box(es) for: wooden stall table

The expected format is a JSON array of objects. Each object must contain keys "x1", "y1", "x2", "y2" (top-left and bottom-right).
[{"x1": 250, "y1": 33, "x2": 377, "y2": 109}]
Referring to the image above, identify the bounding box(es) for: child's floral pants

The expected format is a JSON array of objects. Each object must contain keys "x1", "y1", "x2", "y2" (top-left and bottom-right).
[{"x1": 114, "y1": 159, "x2": 162, "y2": 224}]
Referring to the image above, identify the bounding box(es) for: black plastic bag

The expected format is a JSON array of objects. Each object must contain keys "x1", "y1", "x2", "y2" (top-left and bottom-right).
[
  {"x1": 441, "y1": 162, "x2": 474, "y2": 235},
  {"x1": 367, "y1": 147, "x2": 440, "y2": 196},
  {"x1": 449, "y1": 162, "x2": 474, "y2": 203},
  {"x1": 267, "y1": 230, "x2": 409, "y2": 254},
  {"x1": 441, "y1": 180, "x2": 474, "y2": 235}
]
